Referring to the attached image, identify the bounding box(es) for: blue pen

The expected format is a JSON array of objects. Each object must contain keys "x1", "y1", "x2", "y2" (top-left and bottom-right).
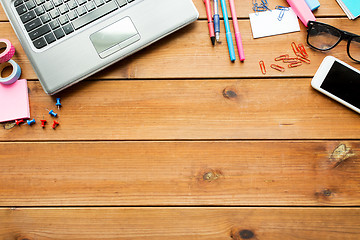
[
  {"x1": 219, "y1": 0, "x2": 236, "y2": 62},
  {"x1": 213, "y1": 0, "x2": 220, "y2": 42}
]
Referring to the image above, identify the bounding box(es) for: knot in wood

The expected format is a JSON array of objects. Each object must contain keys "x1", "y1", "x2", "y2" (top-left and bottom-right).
[
  {"x1": 223, "y1": 87, "x2": 238, "y2": 99},
  {"x1": 203, "y1": 172, "x2": 216, "y2": 181},
  {"x1": 330, "y1": 143, "x2": 355, "y2": 168},
  {"x1": 239, "y1": 230, "x2": 255, "y2": 239},
  {"x1": 322, "y1": 189, "x2": 332, "y2": 197}
]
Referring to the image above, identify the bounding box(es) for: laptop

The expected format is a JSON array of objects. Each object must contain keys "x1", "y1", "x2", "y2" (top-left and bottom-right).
[{"x1": 1, "y1": 0, "x2": 199, "y2": 94}]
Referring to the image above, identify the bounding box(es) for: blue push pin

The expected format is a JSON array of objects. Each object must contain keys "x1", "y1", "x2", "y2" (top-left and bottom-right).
[
  {"x1": 56, "y1": 98, "x2": 62, "y2": 109},
  {"x1": 27, "y1": 119, "x2": 36, "y2": 125},
  {"x1": 47, "y1": 109, "x2": 58, "y2": 117}
]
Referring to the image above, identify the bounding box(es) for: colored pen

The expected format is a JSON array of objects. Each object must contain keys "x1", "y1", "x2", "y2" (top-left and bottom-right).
[
  {"x1": 203, "y1": 0, "x2": 215, "y2": 45},
  {"x1": 228, "y1": 0, "x2": 245, "y2": 61},
  {"x1": 213, "y1": 0, "x2": 220, "y2": 42},
  {"x1": 219, "y1": 0, "x2": 236, "y2": 62}
]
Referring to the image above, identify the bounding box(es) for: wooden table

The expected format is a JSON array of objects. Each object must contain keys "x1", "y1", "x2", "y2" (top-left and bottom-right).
[{"x1": 1, "y1": 0, "x2": 360, "y2": 239}]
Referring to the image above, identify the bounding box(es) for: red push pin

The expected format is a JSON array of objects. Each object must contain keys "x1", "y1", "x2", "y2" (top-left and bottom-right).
[
  {"x1": 15, "y1": 119, "x2": 25, "y2": 125},
  {"x1": 52, "y1": 120, "x2": 59, "y2": 129},
  {"x1": 40, "y1": 119, "x2": 47, "y2": 128}
]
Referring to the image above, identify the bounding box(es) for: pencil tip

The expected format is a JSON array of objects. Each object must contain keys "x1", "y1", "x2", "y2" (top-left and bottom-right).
[{"x1": 211, "y1": 37, "x2": 215, "y2": 45}]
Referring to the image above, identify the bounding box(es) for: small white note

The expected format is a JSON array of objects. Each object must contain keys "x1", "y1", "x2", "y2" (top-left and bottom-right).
[{"x1": 249, "y1": 8, "x2": 300, "y2": 39}]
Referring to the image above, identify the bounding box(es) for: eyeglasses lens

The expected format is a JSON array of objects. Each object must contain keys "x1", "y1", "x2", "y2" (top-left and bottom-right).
[
  {"x1": 349, "y1": 36, "x2": 360, "y2": 62},
  {"x1": 308, "y1": 24, "x2": 341, "y2": 50}
]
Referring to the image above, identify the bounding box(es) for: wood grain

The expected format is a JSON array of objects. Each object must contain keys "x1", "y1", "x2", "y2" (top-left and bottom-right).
[
  {"x1": 1, "y1": 207, "x2": 359, "y2": 239},
  {"x1": 1, "y1": 18, "x2": 359, "y2": 80},
  {"x1": 0, "y1": 0, "x2": 347, "y2": 21},
  {"x1": 0, "y1": 141, "x2": 359, "y2": 206},
  {"x1": 2, "y1": 79, "x2": 360, "y2": 141}
]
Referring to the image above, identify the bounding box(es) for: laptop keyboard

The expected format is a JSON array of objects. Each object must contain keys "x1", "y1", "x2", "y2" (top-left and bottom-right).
[{"x1": 14, "y1": 0, "x2": 136, "y2": 49}]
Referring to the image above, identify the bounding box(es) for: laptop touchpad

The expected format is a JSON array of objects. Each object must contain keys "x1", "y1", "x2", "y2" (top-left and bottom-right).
[{"x1": 90, "y1": 17, "x2": 140, "y2": 59}]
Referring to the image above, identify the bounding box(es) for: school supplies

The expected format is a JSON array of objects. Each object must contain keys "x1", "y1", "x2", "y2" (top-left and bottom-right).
[
  {"x1": 286, "y1": 0, "x2": 316, "y2": 27},
  {"x1": 0, "y1": 79, "x2": 30, "y2": 123},
  {"x1": 249, "y1": 8, "x2": 300, "y2": 39},
  {"x1": 220, "y1": 0, "x2": 236, "y2": 62},
  {"x1": 0, "y1": 60, "x2": 21, "y2": 85},
  {"x1": 229, "y1": 0, "x2": 245, "y2": 61},
  {"x1": 335, "y1": 0, "x2": 360, "y2": 20},
  {"x1": 213, "y1": 0, "x2": 220, "y2": 42},
  {"x1": 305, "y1": 0, "x2": 320, "y2": 11},
  {"x1": 204, "y1": 0, "x2": 215, "y2": 45},
  {"x1": 0, "y1": 39, "x2": 15, "y2": 63}
]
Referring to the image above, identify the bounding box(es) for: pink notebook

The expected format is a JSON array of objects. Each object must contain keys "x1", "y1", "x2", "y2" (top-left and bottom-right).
[{"x1": 0, "y1": 79, "x2": 30, "y2": 122}]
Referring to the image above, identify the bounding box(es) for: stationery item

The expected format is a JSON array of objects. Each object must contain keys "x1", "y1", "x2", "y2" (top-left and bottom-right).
[
  {"x1": 213, "y1": 0, "x2": 220, "y2": 42},
  {"x1": 27, "y1": 119, "x2": 36, "y2": 125},
  {"x1": 252, "y1": 0, "x2": 271, "y2": 13},
  {"x1": 271, "y1": 64, "x2": 285, "y2": 72},
  {"x1": 249, "y1": 8, "x2": 300, "y2": 39},
  {"x1": 220, "y1": 0, "x2": 236, "y2": 62},
  {"x1": 204, "y1": 0, "x2": 215, "y2": 45},
  {"x1": 0, "y1": 39, "x2": 15, "y2": 63},
  {"x1": 259, "y1": 60, "x2": 266, "y2": 74},
  {"x1": 336, "y1": 0, "x2": 360, "y2": 20},
  {"x1": 228, "y1": 0, "x2": 245, "y2": 61},
  {"x1": 0, "y1": 59, "x2": 21, "y2": 85},
  {"x1": 275, "y1": 6, "x2": 290, "y2": 21},
  {"x1": 305, "y1": 0, "x2": 320, "y2": 11},
  {"x1": 56, "y1": 98, "x2": 62, "y2": 109},
  {"x1": 286, "y1": 0, "x2": 316, "y2": 27},
  {"x1": 0, "y1": 79, "x2": 30, "y2": 123}
]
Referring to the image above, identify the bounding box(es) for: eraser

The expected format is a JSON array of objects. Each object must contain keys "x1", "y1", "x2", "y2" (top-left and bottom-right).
[
  {"x1": 287, "y1": 0, "x2": 316, "y2": 27},
  {"x1": 305, "y1": 0, "x2": 320, "y2": 11}
]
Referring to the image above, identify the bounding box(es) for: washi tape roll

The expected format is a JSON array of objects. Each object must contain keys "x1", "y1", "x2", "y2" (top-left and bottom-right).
[
  {"x1": 0, "y1": 59, "x2": 21, "y2": 85},
  {"x1": 0, "y1": 39, "x2": 15, "y2": 63}
]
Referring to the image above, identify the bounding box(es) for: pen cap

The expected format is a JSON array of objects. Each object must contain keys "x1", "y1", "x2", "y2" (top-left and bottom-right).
[
  {"x1": 287, "y1": 0, "x2": 316, "y2": 27},
  {"x1": 305, "y1": 0, "x2": 320, "y2": 11}
]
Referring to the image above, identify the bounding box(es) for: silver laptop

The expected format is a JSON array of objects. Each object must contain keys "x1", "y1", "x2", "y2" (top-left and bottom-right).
[{"x1": 1, "y1": 0, "x2": 198, "y2": 94}]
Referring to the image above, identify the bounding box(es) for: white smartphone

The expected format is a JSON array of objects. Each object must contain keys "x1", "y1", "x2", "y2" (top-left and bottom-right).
[{"x1": 311, "y1": 56, "x2": 360, "y2": 114}]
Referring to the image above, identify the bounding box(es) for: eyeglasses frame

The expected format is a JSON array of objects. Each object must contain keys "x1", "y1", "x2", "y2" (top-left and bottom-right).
[{"x1": 306, "y1": 21, "x2": 360, "y2": 63}]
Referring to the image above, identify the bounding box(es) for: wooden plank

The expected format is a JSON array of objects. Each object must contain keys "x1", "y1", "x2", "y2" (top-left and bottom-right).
[
  {"x1": 0, "y1": 0, "x2": 346, "y2": 21},
  {"x1": 2, "y1": 79, "x2": 360, "y2": 141},
  {"x1": 0, "y1": 141, "x2": 359, "y2": 206},
  {"x1": 2, "y1": 18, "x2": 359, "y2": 80},
  {"x1": 1, "y1": 207, "x2": 359, "y2": 239}
]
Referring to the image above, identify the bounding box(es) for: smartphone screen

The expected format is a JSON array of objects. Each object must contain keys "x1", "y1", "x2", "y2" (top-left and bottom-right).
[{"x1": 320, "y1": 61, "x2": 360, "y2": 109}]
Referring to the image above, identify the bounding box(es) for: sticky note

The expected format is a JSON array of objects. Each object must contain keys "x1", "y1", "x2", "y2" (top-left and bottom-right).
[
  {"x1": 0, "y1": 79, "x2": 30, "y2": 123},
  {"x1": 249, "y1": 8, "x2": 300, "y2": 39}
]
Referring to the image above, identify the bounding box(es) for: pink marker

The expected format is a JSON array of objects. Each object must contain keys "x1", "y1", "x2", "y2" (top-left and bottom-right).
[
  {"x1": 287, "y1": 0, "x2": 316, "y2": 27},
  {"x1": 228, "y1": 0, "x2": 245, "y2": 61}
]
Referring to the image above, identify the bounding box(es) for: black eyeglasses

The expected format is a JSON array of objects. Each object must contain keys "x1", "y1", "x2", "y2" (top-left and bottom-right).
[{"x1": 306, "y1": 21, "x2": 360, "y2": 63}]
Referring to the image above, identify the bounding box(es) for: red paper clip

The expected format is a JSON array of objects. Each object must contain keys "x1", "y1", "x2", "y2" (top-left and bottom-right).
[
  {"x1": 288, "y1": 62, "x2": 303, "y2": 68},
  {"x1": 259, "y1": 60, "x2": 266, "y2": 74},
  {"x1": 283, "y1": 58, "x2": 300, "y2": 63},
  {"x1": 270, "y1": 64, "x2": 285, "y2": 72},
  {"x1": 291, "y1": 42, "x2": 299, "y2": 55},
  {"x1": 298, "y1": 43, "x2": 308, "y2": 58},
  {"x1": 274, "y1": 54, "x2": 289, "y2": 61},
  {"x1": 297, "y1": 56, "x2": 311, "y2": 64}
]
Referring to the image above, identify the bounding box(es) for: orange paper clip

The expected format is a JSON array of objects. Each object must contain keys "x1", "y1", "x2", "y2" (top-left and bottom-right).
[
  {"x1": 259, "y1": 60, "x2": 266, "y2": 74},
  {"x1": 288, "y1": 62, "x2": 302, "y2": 68},
  {"x1": 297, "y1": 56, "x2": 311, "y2": 64},
  {"x1": 275, "y1": 54, "x2": 289, "y2": 61},
  {"x1": 291, "y1": 42, "x2": 299, "y2": 54},
  {"x1": 270, "y1": 64, "x2": 285, "y2": 72}
]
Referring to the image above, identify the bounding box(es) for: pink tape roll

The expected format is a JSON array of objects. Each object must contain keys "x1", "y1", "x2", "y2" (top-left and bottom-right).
[{"x1": 0, "y1": 39, "x2": 15, "y2": 63}]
